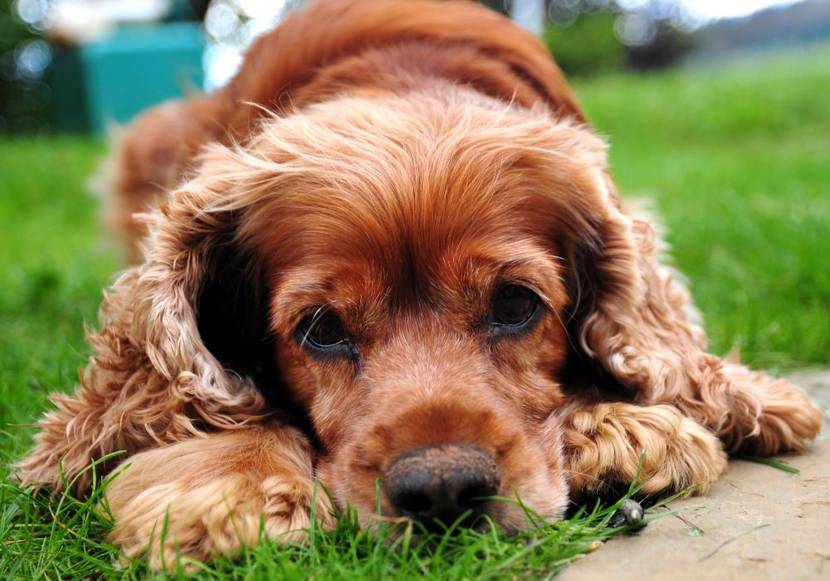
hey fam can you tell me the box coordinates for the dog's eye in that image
[490,285,540,331]
[296,310,352,355]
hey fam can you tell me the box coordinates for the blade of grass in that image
[740,456,800,474]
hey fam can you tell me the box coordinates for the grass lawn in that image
[1,45,829,578]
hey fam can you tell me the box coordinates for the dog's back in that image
[103,0,583,260]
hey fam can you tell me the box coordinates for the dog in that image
[18,0,822,568]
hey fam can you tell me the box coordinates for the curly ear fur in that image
[17,147,273,494]
[565,178,823,455]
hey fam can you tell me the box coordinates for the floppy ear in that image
[17,145,282,493]
[559,159,821,455]
[560,174,705,399]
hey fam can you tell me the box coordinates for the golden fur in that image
[18,0,822,567]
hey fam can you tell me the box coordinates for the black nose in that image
[384,445,500,530]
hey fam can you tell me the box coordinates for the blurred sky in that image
[678,0,801,19]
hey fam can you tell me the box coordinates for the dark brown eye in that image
[490,285,540,331]
[296,309,352,356]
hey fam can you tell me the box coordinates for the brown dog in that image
[18,0,822,567]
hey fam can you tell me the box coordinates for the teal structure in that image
[49,22,204,134]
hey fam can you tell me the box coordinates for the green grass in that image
[1,46,829,577]
[1,461,647,579]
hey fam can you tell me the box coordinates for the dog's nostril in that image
[384,445,500,530]
[396,491,433,514]
[457,482,491,510]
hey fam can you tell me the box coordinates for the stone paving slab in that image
[789,370,830,414]
[561,373,830,581]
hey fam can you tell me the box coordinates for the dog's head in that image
[132,87,672,530]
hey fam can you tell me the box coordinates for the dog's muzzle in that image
[383,445,500,530]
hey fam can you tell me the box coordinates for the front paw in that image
[107,470,332,570]
[564,402,728,498]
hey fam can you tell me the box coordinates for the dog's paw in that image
[108,470,332,571]
[104,428,331,570]
[563,402,728,498]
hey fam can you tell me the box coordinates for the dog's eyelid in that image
[494,278,551,310]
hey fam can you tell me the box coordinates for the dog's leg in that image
[559,401,727,500]
[106,426,332,570]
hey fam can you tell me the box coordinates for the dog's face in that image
[265,169,573,530]
[196,88,615,530]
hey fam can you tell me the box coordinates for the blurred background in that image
[2,0,829,133]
